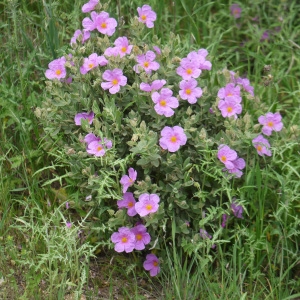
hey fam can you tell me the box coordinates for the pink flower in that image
[176,58,201,80]
[187,50,212,70]
[260,30,270,42]
[80,53,108,75]
[218,98,242,119]
[258,112,283,136]
[86,140,106,157]
[84,133,100,144]
[227,158,246,178]
[111,227,135,253]
[159,126,187,152]
[221,214,229,228]
[137,5,157,28]
[74,111,94,125]
[135,193,160,217]
[82,11,117,36]
[140,79,166,92]
[117,192,137,216]
[217,145,238,170]
[199,228,212,239]
[179,79,203,104]
[45,57,66,80]
[120,168,137,193]
[153,46,161,55]
[101,68,127,94]
[66,221,72,228]
[217,83,241,102]
[130,225,151,250]
[230,4,242,19]
[113,36,133,57]
[236,77,254,96]
[231,202,243,218]
[82,0,99,13]
[133,51,160,74]
[70,29,90,45]
[143,254,160,276]
[252,135,272,156]
[151,88,179,117]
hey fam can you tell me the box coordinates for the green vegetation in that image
[0,0,299,299]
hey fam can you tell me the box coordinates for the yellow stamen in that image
[97,146,103,151]
[221,155,227,162]
[112,79,118,85]
[136,234,142,241]
[55,69,62,75]
[227,93,233,96]
[227,107,233,113]
[185,89,191,95]
[88,63,94,69]
[101,23,107,29]
[121,47,127,53]
[267,121,274,127]
[170,136,177,143]
[128,201,134,208]
[141,15,147,21]
[153,261,158,267]
[256,145,262,151]
[143,61,149,68]
[121,237,128,243]
[146,204,152,211]
[160,100,166,107]
[186,68,192,75]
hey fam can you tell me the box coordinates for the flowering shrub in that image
[36,1,284,276]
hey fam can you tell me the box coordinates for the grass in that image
[0,0,300,299]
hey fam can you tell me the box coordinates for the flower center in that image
[97,146,103,152]
[146,204,153,211]
[101,23,107,29]
[55,69,62,75]
[121,47,127,53]
[88,63,94,69]
[185,89,191,95]
[227,107,233,113]
[227,92,233,96]
[186,68,192,75]
[234,9,239,15]
[170,136,177,143]
[136,234,142,241]
[143,61,149,68]
[128,201,134,208]
[153,261,158,267]
[112,79,119,85]
[256,145,262,151]
[121,237,128,243]
[221,155,227,162]
[141,15,147,21]
[160,100,166,107]
[267,121,274,127]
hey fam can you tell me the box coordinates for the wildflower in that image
[131,224,151,250]
[70,29,90,45]
[143,254,160,276]
[152,88,179,117]
[84,133,101,144]
[199,229,216,249]
[221,214,229,228]
[217,83,241,102]
[82,0,99,13]
[187,50,212,70]
[153,46,161,55]
[260,30,270,42]
[66,221,72,228]
[218,97,242,119]
[176,58,201,80]
[66,202,69,209]
[45,57,66,80]
[111,227,135,253]
[104,47,119,57]
[230,3,242,19]
[117,192,137,216]
[137,5,157,28]
[236,77,254,96]
[227,157,246,178]
[82,11,117,36]
[74,111,94,125]
[231,202,243,218]
[179,78,203,104]
[101,68,127,94]
[140,79,166,92]
[80,53,108,75]
[133,51,160,74]
[135,193,160,217]
[252,135,272,156]
[120,168,137,193]
[86,140,106,157]
[258,112,283,136]
[113,36,133,57]
[217,145,238,169]
[159,126,187,152]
